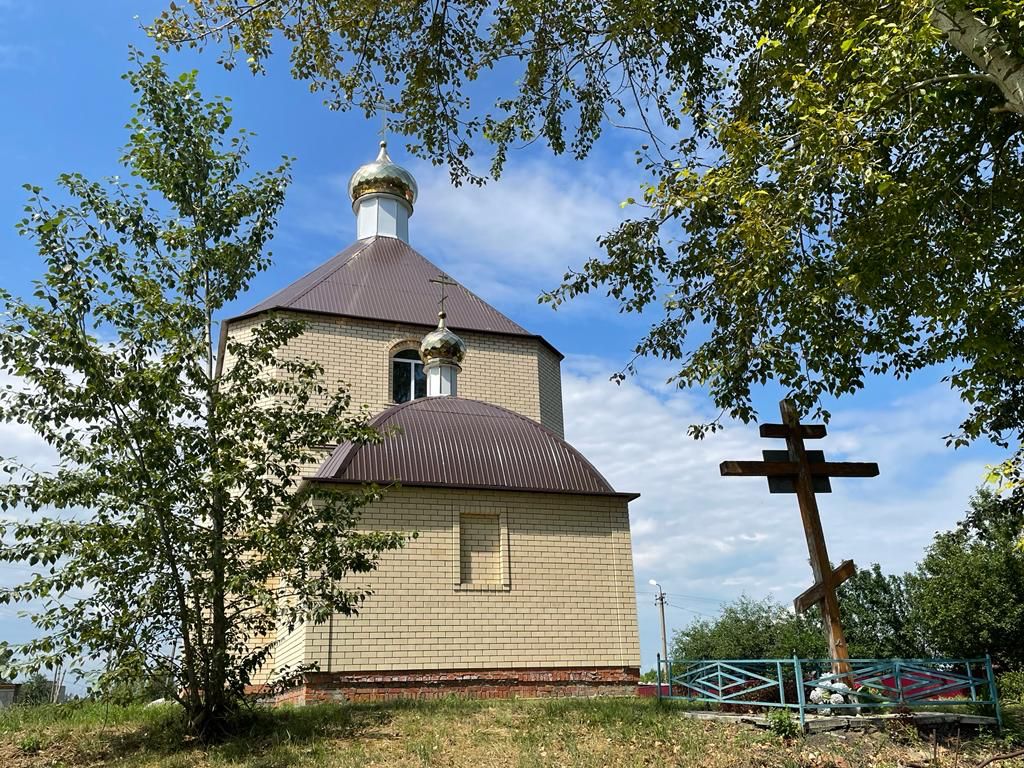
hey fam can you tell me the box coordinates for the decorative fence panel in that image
[656,655,1002,730]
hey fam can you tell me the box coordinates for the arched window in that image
[392,349,426,403]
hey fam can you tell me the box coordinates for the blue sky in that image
[0,2,1009,681]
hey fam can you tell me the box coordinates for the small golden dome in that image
[420,313,467,365]
[348,141,418,208]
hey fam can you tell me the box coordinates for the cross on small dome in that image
[419,274,466,397]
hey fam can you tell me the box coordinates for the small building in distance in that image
[224,142,641,703]
[0,682,16,709]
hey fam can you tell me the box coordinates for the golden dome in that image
[420,312,467,365]
[348,141,418,208]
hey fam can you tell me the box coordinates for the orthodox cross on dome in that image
[421,273,466,397]
[429,273,457,319]
[373,98,390,143]
[720,399,879,676]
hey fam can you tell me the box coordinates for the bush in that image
[766,709,802,739]
[671,596,825,660]
[16,732,43,755]
[998,670,1024,704]
[13,673,54,705]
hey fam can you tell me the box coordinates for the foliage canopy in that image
[671,596,825,660]
[152,0,1024,466]
[669,574,924,662]
[908,488,1024,668]
[837,563,925,659]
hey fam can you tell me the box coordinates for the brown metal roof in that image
[232,237,559,355]
[312,397,635,499]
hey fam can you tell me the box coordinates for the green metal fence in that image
[656,655,1002,730]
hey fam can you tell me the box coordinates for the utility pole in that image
[649,579,668,671]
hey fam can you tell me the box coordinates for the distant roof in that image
[230,236,560,356]
[312,397,636,499]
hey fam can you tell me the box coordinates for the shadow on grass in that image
[1,700,401,765]
[4,695,513,765]
[4,696,707,765]
[112,701,402,761]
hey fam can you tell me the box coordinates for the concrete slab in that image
[668,709,998,734]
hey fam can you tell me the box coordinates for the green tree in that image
[838,564,926,658]
[0,53,407,739]
[671,596,826,660]
[908,489,1024,669]
[151,0,1024,467]
[670,573,927,662]
[14,673,53,706]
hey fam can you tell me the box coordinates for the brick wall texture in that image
[227,312,565,436]
[225,309,642,699]
[269,666,640,704]
[459,513,501,586]
[268,487,640,678]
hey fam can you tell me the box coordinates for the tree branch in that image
[931,2,1024,115]
[975,748,1024,768]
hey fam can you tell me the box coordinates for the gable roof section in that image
[230,237,559,356]
[312,396,637,499]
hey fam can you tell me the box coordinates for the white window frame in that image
[391,349,425,403]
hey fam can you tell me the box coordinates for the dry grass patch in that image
[0,698,1020,768]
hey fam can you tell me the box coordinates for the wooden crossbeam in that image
[719,460,879,478]
[793,560,857,614]
[759,423,828,440]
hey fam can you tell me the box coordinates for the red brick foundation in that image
[263,666,640,706]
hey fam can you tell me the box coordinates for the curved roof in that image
[312,397,635,499]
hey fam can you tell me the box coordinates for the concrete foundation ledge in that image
[670,710,1000,734]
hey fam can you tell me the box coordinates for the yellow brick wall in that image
[222,311,592,682]
[270,616,307,682]
[459,513,502,586]
[537,345,565,437]
[303,487,640,671]
[224,312,564,436]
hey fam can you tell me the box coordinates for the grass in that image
[0,698,1021,768]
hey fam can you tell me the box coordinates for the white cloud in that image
[284,156,642,310]
[0,373,58,472]
[560,360,1004,669]
[411,160,631,302]
[0,418,56,471]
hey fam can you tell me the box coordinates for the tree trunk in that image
[932,2,1024,115]
[203,271,233,742]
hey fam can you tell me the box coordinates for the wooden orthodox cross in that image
[720,399,879,673]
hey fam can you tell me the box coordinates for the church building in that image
[224,143,641,703]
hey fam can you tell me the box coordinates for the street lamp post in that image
[649,579,668,673]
